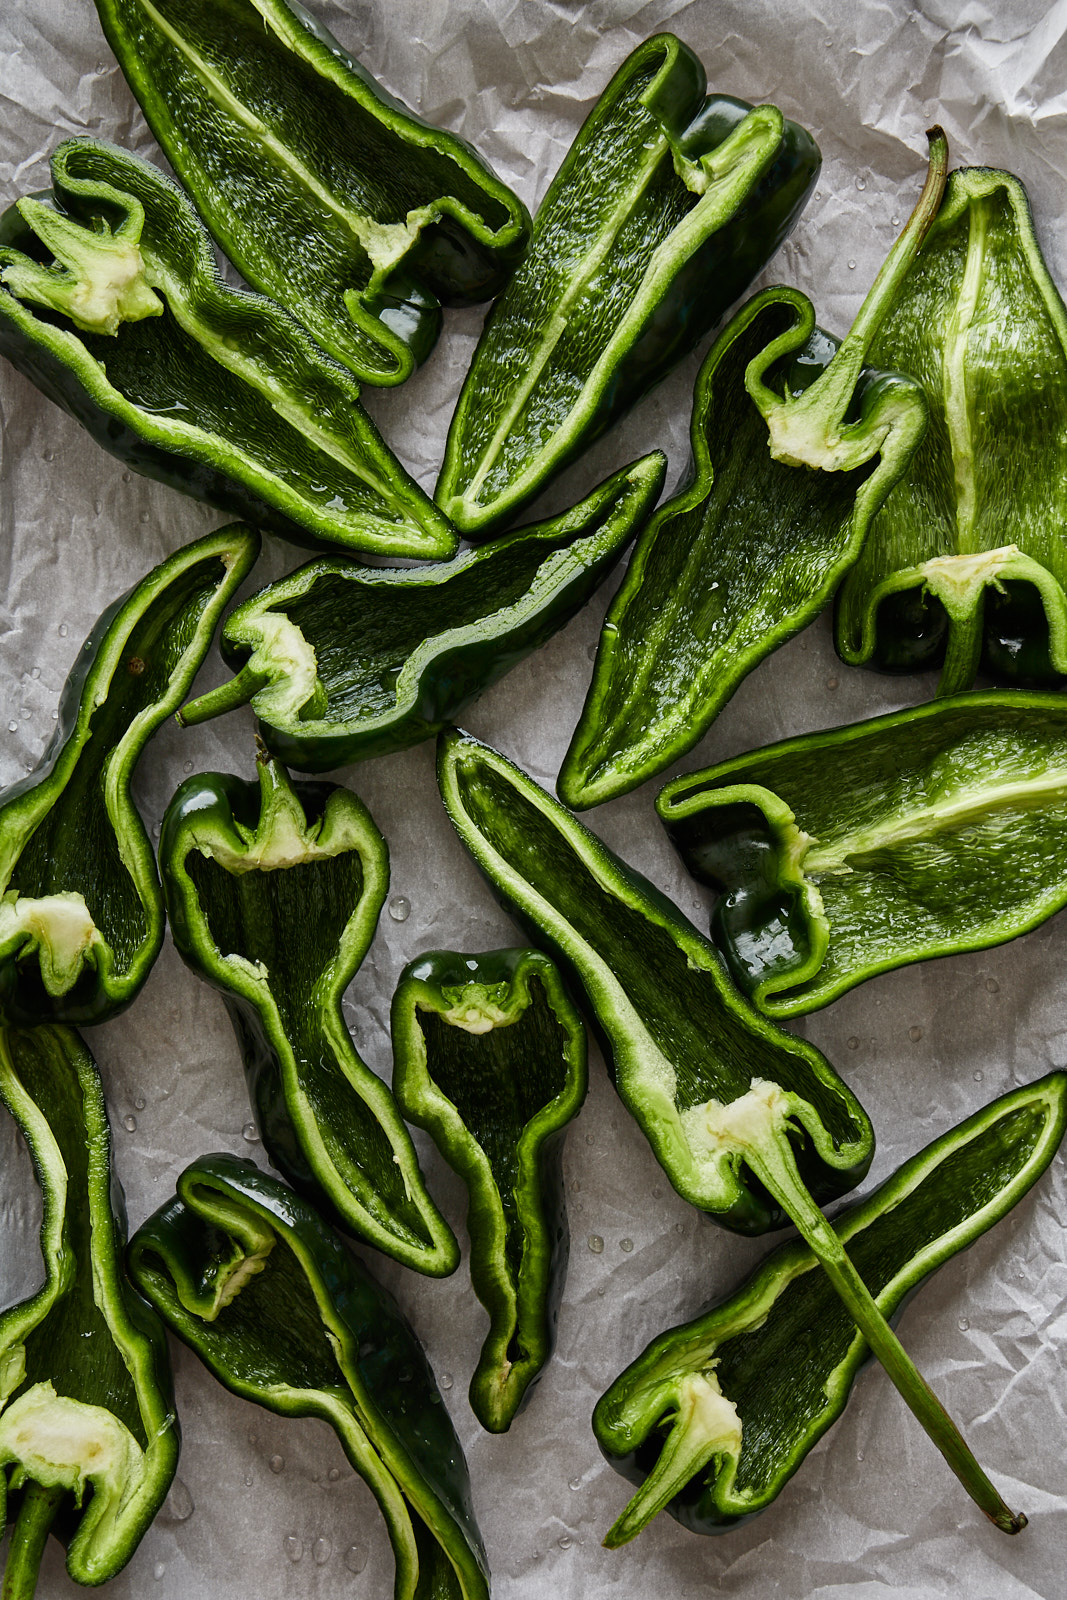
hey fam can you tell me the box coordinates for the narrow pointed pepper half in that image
[835,164,1067,693]
[127,1155,489,1600]
[392,948,587,1432]
[438,729,1026,1532]
[0,1024,179,1597]
[595,1072,1066,1542]
[0,522,258,1026]
[0,140,456,558]
[658,692,1067,1017]
[178,454,665,771]
[558,132,946,809]
[159,751,457,1276]
[92,0,530,386]
[436,34,820,538]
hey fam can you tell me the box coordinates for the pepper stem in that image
[177,664,267,727]
[2,1481,65,1600]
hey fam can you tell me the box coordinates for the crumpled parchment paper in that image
[1,2,1065,1596]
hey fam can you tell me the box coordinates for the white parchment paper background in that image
[1,1,1065,1595]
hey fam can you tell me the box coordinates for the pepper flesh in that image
[0,1024,179,1596]
[127,1155,489,1600]
[91,0,530,386]
[0,523,258,1025]
[392,948,588,1432]
[0,140,456,558]
[595,1073,1066,1540]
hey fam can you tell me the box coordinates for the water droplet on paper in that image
[313,1538,331,1566]
[826,676,838,690]
[587,1234,604,1255]
[597,1285,605,1297]
[674,1222,685,1235]
[856,176,866,190]
[559,1535,573,1550]
[269,1454,284,1474]
[958,1316,970,1332]
[584,1133,594,1146]
[388,895,410,922]
[439,1372,453,1391]
[163,1478,194,1522]
[856,1450,864,1462]
[973,1070,984,1083]
[328,1467,340,1482]
[569,1477,581,1492]
[122,1114,137,1133]
[154,1562,165,1580]
[847,1036,860,1050]
[30,666,40,679]
[570,1178,580,1193]
[284,1535,303,1563]
[183,760,193,773]
[51,709,59,721]
[244,1472,253,1486]
[908,1025,922,1042]
[847,259,857,270]
[891,216,901,228]
[248,1428,258,1444]
[7,722,16,734]
[619,1238,633,1253]
[985,977,999,994]
[586,640,598,661]
[344,1545,368,1574]
[242,1122,259,1143]
[134,1095,146,1111]
[43,449,55,462]
[122,470,132,483]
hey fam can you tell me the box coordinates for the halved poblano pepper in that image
[658,692,1067,1017]
[0,140,456,559]
[558,133,946,810]
[595,1072,1067,1542]
[127,1155,489,1600]
[438,729,1026,1531]
[92,0,530,387]
[0,523,258,1026]
[436,34,820,538]
[178,454,665,771]
[159,751,457,1276]
[835,164,1067,692]
[392,948,587,1432]
[0,1023,179,1597]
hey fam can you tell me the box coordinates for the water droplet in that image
[122,1114,137,1133]
[569,1477,581,1492]
[847,1036,860,1050]
[388,895,410,922]
[248,1428,258,1444]
[30,667,40,679]
[122,470,132,483]
[619,1238,633,1253]
[93,499,102,515]
[134,1095,146,1111]
[856,176,867,190]
[586,640,598,661]
[814,190,822,200]
[43,449,55,462]
[163,1478,194,1522]
[674,1222,685,1235]
[958,1316,970,1332]
[826,676,838,690]
[328,1467,340,1482]
[244,1472,253,1486]
[570,1178,580,1193]
[908,1025,922,1042]
[985,977,999,994]
[51,710,59,720]
[891,216,901,227]
[344,1545,368,1574]
[284,1534,303,1563]
[439,1372,453,1391]
[597,1285,605,1297]
[242,1122,259,1143]
[856,1451,864,1462]
[587,1234,604,1254]
[7,722,16,734]
[559,1535,573,1550]
[269,1454,284,1474]
[154,1562,165,1580]
[183,760,193,773]
[847,259,857,270]
[584,1133,594,1146]
[313,1537,331,1566]
[140,511,151,524]
[973,1070,984,1083]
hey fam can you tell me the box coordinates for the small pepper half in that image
[0,522,258,1026]
[0,1023,179,1597]
[392,948,588,1432]
[595,1072,1066,1541]
[658,691,1067,1017]
[159,751,457,1276]
[127,1154,490,1600]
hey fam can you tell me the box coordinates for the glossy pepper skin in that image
[436,33,820,539]
[0,1024,179,1597]
[392,948,588,1432]
[0,523,258,1026]
[127,1155,489,1600]
[92,0,530,387]
[159,752,458,1277]
[658,692,1067,1018]
[594,1073,1067,1543]
[178,453,665,771]
[835,165,1067,692]
[0,140,456,559]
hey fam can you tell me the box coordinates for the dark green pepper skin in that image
[437,730,873,1235]
[594,1073,1067,1541]
[92,0,530,386]
[657,692,1067,1018]
[177,453,665,771]
[0,1024,179,1594]
[159,755,458,1277]
[0,141,456,559]
[392,948,588,1432]
[0,523,258,1026]
[437,34,820,538]
[127,1154,489,1600]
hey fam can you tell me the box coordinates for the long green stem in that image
[2,1481,65,1600]
[177,663,266,726]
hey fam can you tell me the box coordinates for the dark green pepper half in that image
[658,692,1067,1017]
[595,1072,1066,1541]
[392,948,587,1432]
[0,140,456,559]
[0,1023,179,1597]
[127,1154,489,1600]
[436,34,820,538]
[159,752,457,1276]
[437,729,1026,1532]
[178,454,665,771]
[92,0,530,386]
[0,522,258,1026]
[835,164,1067,692]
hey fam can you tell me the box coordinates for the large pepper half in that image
[0,1023,179,1597]
[437,729,1026,1531]
[92,0,530,386]
[595,1072,1066,1542]
[436,34,820,538]
[392,947,588,1432]
[0,140,456,559]
[159,751,457,1276]
[0,523,258,1026]
[178,454,665,771]
[658,691,1067,1017]
[127,1154,490,1600]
